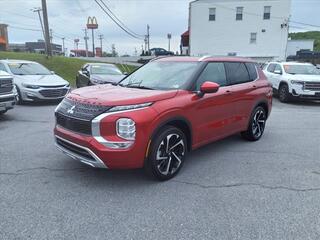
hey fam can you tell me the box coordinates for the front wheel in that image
[145,126,187,181]
[15,85,23,105]
[278,84,291,103]
[241,106,267,141]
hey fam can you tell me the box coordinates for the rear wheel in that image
[241,106,267,141]
[278,84,290,103]
[145,126,187,181]
[0,110,7,115]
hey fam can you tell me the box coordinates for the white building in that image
[286,39,314,56]
[189,0,291,62]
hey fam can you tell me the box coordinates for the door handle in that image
[225,90,232,95]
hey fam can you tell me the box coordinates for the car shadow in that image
[56,134,243,188]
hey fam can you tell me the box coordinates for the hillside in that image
[289,31,320,51]
[0,51,136,86]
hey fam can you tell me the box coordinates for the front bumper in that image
[20,86,70,102]
[54,106,158,169]
[0,93,16,112]
[290,85,320,100]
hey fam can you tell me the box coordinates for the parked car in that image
[150,48,174,57]
[0,70,16,115]
[54,56,272,180]
[0,60,70,104]
[76,63,126,88]
[263,62,320,102]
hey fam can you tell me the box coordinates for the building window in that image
[264,6,271,20]
[209,8,216,21]
[250,33,257,44]
[236,7,243,20]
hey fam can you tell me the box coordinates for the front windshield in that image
[91,65,123,75]
[119,61,200,90]
[8,63,52,75]
[284,64,320,75]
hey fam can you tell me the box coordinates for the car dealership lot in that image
[1,100,320,240]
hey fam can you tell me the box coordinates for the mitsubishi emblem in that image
[67,105,76,114]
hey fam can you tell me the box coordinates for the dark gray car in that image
[76,63,126,88]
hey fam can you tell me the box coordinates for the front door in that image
[191,62,236,146]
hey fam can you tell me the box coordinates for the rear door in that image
[191,62,236,144]
[264,63,277,88]
[225,62,257,131]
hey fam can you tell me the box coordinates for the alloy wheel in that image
[156,133,185,176]
[252,109,266,139]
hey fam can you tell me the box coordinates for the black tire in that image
[15,85,23,105]
[278,84,290,103]
[76,78,80,88]
[145,126,188,181]
[0,110,7,115]
[241,106,267,141]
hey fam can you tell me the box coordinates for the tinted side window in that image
[225,62,250,85]
[245,63,258,80]
[274,64,282,73]
[0,63,7,72]
[196,62,227,90]
[267,64,276,73]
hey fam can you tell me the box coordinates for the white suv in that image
[263,62,320,102]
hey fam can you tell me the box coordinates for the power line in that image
[98,0,144,38]
[94,0,143,40]
[289,20,320,29]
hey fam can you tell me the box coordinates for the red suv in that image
[54,57,272,180]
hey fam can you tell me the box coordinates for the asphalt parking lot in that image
[1,99,320,240]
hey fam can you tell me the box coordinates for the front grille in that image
[39,88,68,98]
[56,138,96,162]
[39,85,67,88]
[0,78,13,94]
[56,98,111,121]
[56,112,92,135]
[55,98,111,135]
[304,82,320,91]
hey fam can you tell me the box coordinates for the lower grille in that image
[304,82,320,91]
[56,113,91,135]
[39,88,68,98]
[56,138,96,162]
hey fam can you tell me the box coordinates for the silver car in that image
[0,60,70,104]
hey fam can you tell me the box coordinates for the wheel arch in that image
[150,116,193,152]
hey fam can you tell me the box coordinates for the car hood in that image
[289,74,320,82]
[91,74,126,84]
[68,84,178,106]
[13,74,68,86]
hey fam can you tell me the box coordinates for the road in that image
[1,99,320,240]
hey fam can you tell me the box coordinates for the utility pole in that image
[167,33,172,51]
[32,8,45,40]
[49,28,53,44]
[62,37,65,56]
[41,0,52,57]
[147,24,150,54]
[98,34,103,56]
[84,29,89,57]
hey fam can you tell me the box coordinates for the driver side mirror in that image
[123,72,128,75]
[198,81,220,97]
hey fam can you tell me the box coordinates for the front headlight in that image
[116,118,136,140]
[291,80,304,85]
[22,83,40,89]
[109,102,153,113]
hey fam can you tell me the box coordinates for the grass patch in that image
[0,51,137,86]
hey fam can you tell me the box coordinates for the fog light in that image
[116,118,136,140]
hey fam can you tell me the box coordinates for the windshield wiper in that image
[127,85,154,90]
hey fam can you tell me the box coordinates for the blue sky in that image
[0,0,319,55]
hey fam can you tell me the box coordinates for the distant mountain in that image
[289,31,320,51]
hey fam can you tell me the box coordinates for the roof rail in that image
[198,55,213,61]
